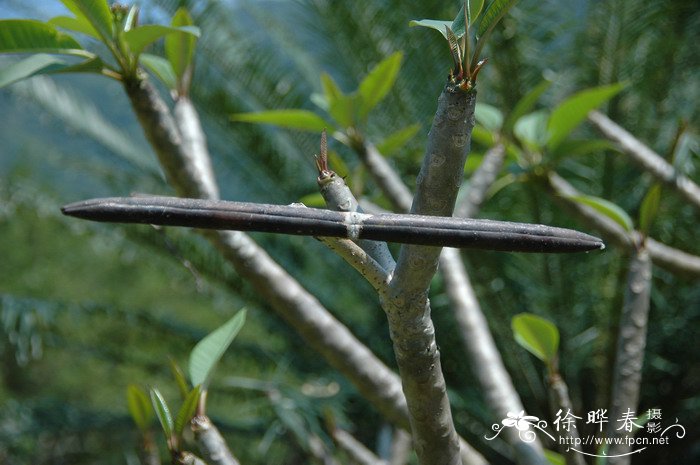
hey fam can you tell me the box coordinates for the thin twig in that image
[545,172,700,277]
[588,110,700,211]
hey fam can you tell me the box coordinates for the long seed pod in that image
[62,196,605,253]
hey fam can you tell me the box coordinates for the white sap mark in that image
[344,211,372,241]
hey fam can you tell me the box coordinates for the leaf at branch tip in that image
[376,123,421,157]
[639,184,662,236]
[127,384,153,432]
[320,72,344,103]
[566,194,634,233]
[512,313,559,364]
[60,0,114,42]
[514,110,549,150]
[503,78,552,135]
[0,20,85,55]
[547,82,626,151]
[477,0,519,39]
[49,15,100,39]
[357,51,403,121]
[408,19,453,40]
[0,54,105,89]
[189,309,246,389]
[175,385,201,436]
[166,8,197,92]
[452,0,485,37]
[123,25,200,58]
[150,387,174,439]
[231,110,330,132]
[169,357,191,400]
[139,53,177,90]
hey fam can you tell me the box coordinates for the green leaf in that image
[169,357,191,400]
[48,15,100,39]
[471,124,496,147]
[329,92,359,128]
[376,123,421,156]
[174,385,201,436]
[126,384,153,432]
[503,78,552,135]
[298,192,326,208]
[165,8,197,93]
[514,110,549,150]
[231,110,330,132]
[0,20,87,55]
[60,0,113,43]
[475,103,503,131]
[477,0,519,38]
[512,313,559,364]
[566,194,634,233]
[408,19,453,40]
[189,309,246,388]
[357,51,403,121]
[639,184,662,235]
[123,24,200,58]
[139,53,177,90]
[0,54,104,89]
[320,72,344,103]
[451,1,485,37]
[550,138,618,160]
[547,82,626,151]
[150,387,174,439]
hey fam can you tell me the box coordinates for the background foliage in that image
[0,0,698,463]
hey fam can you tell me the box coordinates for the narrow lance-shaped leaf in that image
[408,19,453,39]
[189,309,246,388]
[0,20,87,56]
[547,82,626,151]
[639,184,662,236]
[566,194,634,233]
[60,0,114,43]
[477,0,519,38]
[231,110,330,132]
[512,313,560,365]
[165,7,197,93]
[127,384,153,432]
[376,123,421,157]
[357,51,403,121]
[150,387,174,439]
[0,54,65,89]
[174,385,201,436]
[169,357,191,400]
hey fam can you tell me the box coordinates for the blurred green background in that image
[0,0,698,464]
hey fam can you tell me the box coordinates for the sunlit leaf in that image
[231,110,330,132]
[547,82,626,151]
[0,20,87,55]
[512,313,559,364]
[123,24,200,58]
[139,53,177,90]
[320,72,343,103]
[189,309,246,388]
[60,0,113,42]
[503,78,552,135]
[376,123,421,156]
[328,93,359,128]
[566,194,634,233]
[0,54,66,88]
[49,15,100,39]
[174,385,201,436]
[639,184,662,235]
[357,51,403,121]
[544,449,566,465]
[165,8,197,93]
[150,387,174,438]
[126,384,153,432]
[298,192,326,208]
[408,19,453,40]
[471,124,496,146]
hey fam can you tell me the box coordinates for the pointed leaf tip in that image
[189,309,246,389]
[512,313,559,364]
